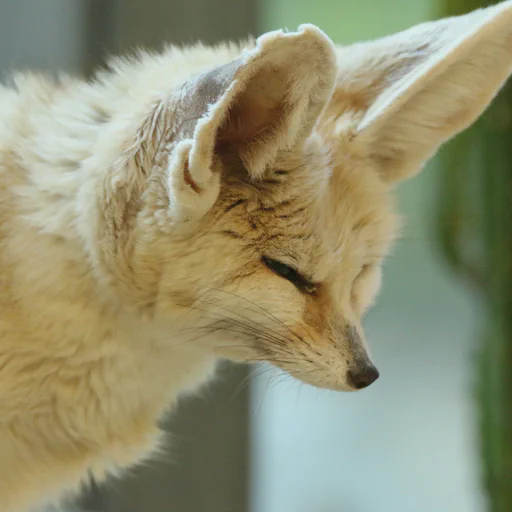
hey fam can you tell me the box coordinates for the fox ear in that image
[323,0,512,184]
[162,25,336,217]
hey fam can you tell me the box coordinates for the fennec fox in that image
[1,1,512,510]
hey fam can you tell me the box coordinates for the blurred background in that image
[1,1,509,512]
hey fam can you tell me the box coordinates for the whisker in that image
[191,284,314,344]
[191,296,297,347]
[186,314,293,350]
[186,301,290,345]
[230,363,277,400]
[171,303,292,349]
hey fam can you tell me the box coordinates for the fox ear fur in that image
[323,0,512,183]
[163,25,336,217]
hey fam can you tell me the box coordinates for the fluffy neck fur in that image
[0,48,249,510]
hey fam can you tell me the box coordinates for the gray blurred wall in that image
[0,1,85,75]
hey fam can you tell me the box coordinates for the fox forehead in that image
[211,134,399,287]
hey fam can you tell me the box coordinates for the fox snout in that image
[347,362,379,389]
[344,324,379,390]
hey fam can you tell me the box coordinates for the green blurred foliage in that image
[437,1,512,510]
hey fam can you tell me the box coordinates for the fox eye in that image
[262,256,316,295]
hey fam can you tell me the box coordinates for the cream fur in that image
[0,3,511,510]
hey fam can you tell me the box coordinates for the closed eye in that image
[262,256,317,295]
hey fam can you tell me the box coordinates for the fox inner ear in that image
[163,25,336,217]
[322,1,512,184]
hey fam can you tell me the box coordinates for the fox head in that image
[97,1,512,391]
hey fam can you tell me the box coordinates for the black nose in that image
[348,365,380,389]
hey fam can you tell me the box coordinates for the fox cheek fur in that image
[1,1,512,510]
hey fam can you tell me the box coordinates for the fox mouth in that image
[274,364,375,392]
[200,316,380,391]
[179,287,380,391]
[255,342,380,392]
